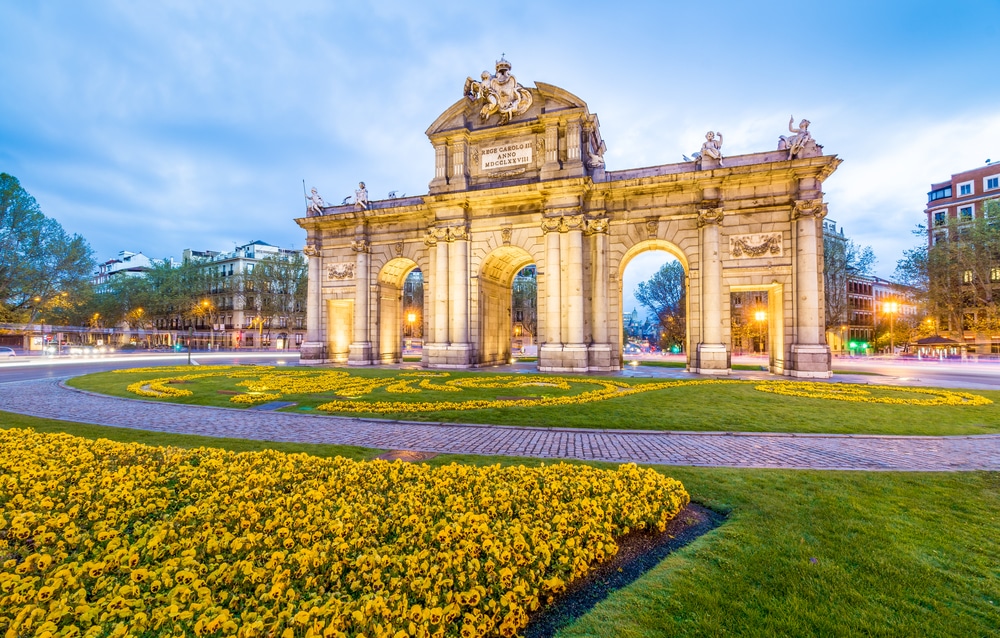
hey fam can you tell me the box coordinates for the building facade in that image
[172,240,307,350]
[926,162,1000,246]
[297,60,840,376]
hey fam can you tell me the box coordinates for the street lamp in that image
[407,312,416,337]
[202,299,214,351]
[754,310,767,355]
[884,300,899,355]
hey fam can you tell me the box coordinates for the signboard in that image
[480,141,532,171]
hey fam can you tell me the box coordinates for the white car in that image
[0,347,16,358]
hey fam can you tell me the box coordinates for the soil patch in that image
[524,503,724,637]
[374,450,440,462]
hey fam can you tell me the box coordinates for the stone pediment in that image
[426,59,606,194]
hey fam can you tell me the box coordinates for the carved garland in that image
[730,233,783,258]
[327,263,355,280]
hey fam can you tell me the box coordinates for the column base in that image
[299,341,326,364]
[787,344,832,378]
[587,344,617,371]
[425,343,473,368]
[348,342,373,366]
[691,343,730,375]
[538,344,589,373]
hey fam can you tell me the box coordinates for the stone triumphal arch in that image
[296,59,840,376]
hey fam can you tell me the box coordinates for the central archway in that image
[478,246,535,366]
[618,239,691,365]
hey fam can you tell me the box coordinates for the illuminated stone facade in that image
[295,62,840,377]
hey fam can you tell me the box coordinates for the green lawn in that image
[2,413,997,637]
[67,366,1000,436]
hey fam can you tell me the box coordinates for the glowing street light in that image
[884,300,899,354]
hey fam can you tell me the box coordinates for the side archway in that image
[377,257,421,363]
[477,246,535,366]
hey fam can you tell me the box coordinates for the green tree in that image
[634,260,686,348]
[240,253,307,342]
[895,200,1000,337]
[823,232,875,330]
[0,173,95,322]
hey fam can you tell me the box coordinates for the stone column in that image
[789,199,832,378]
[562,215,587,370]
[587,219,613,370]
[539,218,562,369]
[433,230,449,345]
[300,242,324,363]
[348,236,372,365]
[693,207,729,375]
[448,226,471,364]
[450,139,468,191]
[540,124,561,180]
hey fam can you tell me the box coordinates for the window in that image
[928,186,952,201]
[992,267,1000,283]
[987,177,999,190]
[933,230,946,245]
[295,333,303,345]
[992,341,1000,355]
[963,270,973,283]
[960,206,973,220]
[933,211,946,226]
[959,182,973,196]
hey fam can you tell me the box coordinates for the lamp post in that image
[187,325,193,365]
[884,301,899,355]
[201,300,214,351]
[754,309,767,355]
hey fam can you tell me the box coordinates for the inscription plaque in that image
[480,141,532,171]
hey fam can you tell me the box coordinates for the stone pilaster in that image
[789,199,832,378]
[447,225,471,364]
[692,206,729,375]
[586,218,613,370]
[348,236,373,365]
[299,242,324,363]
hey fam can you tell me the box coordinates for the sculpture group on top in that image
[464,57,533,125]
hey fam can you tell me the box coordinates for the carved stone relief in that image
[729,233,783,258]
[327,263,355,280]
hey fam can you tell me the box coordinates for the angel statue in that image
[354,182,369,210]
[778,116,814,159]
[691,131,724,167]
[306,187,326,216]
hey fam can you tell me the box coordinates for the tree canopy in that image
[895,199,1000,335]
[0,173,94,322]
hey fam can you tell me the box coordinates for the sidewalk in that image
[1,377,998,471]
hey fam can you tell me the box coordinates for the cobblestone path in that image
[2,378,998,471]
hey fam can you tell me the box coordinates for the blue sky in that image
[3,0,999,314]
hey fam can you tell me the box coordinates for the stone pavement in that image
[1,377,998,472]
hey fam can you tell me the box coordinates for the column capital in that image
[793,199,827,219]
[584,217,609,235]
[541,213,585,234]
[350,239,370,253]
[425,224,469,244]
[303,244,320,258]
[697,207,724,227]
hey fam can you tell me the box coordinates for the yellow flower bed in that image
[754,381,993,406]
[0,429,688,638]
[113,367,994,413]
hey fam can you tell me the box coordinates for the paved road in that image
[2,376,997,472]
